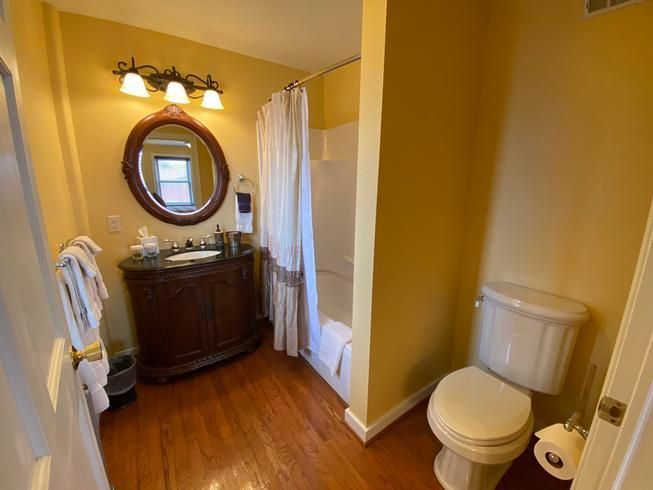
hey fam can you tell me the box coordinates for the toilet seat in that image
[432,366,531,445]
[427,366,533,466]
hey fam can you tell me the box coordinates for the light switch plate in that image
[107,215,122,232]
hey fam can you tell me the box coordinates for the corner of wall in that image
[42,2,90,235]
[348,0,388,428]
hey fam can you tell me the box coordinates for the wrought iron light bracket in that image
[112,57,223,98]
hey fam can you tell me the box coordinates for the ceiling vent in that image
[586,0,644,15]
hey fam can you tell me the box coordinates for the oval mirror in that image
[122,105,229,225]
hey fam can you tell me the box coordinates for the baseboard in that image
[344,408,368,442]
[113,346,139,357]
[344,372,448,445]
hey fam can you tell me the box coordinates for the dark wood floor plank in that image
[101,321,570,490]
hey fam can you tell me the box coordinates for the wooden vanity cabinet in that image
[119,247,258,382]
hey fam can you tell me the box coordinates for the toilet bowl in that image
[427,366,533,490]
[427,282,589,490]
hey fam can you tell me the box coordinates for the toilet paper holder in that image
[563,364,597,440]
[564,413,589,439]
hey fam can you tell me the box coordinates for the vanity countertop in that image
[118,244,255,273]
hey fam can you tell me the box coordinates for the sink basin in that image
[165,250,221,262]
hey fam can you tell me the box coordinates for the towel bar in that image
[233,174,256,195]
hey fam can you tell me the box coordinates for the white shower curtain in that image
[257,88,319,356]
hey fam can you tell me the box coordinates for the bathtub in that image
[300,270,353,404]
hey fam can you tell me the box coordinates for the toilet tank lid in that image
[481,282,589,325]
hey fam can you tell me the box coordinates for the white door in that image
[573,199,653,490]
[0,4,109,490]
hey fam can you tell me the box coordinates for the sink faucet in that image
[185,237,194,249]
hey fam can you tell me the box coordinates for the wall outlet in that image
[107,215,122,232]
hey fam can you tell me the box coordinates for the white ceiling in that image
[47,0,362,71]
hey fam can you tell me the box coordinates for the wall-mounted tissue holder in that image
[563,364,597,440]
[534,364,597,480]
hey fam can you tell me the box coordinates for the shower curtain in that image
[257,88,319,356]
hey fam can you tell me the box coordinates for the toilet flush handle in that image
[474,295,484,308]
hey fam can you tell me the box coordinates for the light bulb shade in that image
[201,89,224,110]
[164,81,190,104]
[120,72,149,97]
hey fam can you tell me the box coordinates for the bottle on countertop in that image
[213,224,225,248]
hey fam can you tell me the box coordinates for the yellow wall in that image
[452,0,653,426]
[11,0,80,256]
[353,0,653,430]
[55,12,322,352]
[323,60,361,129]
[350,0,487,425]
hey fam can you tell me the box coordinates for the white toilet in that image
[428,281,588,490]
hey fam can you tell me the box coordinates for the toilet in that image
[428,281,588,490]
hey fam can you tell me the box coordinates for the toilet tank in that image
[479,282,589,395]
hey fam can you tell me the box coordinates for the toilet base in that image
[434,446,512,490]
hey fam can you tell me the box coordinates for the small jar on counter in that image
[130,244,145,262]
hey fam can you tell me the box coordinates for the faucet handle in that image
[163,239,179,251]
[200,235,211,249]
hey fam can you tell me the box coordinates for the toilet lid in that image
[431,366,531,445]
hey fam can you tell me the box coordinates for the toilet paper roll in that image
[534,423,585,480]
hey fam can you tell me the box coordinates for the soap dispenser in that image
[213,224,225,248]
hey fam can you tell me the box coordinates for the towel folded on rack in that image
[235,192,253,233]
[77,323,110,413]
[318,316,352,376]
[236,192,252,213]
[58,246,102,330]
[56,267,110,413]
[71,236,109,300]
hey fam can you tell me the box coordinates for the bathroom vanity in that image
[118,245,258,383]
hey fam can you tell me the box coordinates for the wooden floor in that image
[101,322,570,490]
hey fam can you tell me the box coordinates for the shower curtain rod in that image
[282,54,361,92]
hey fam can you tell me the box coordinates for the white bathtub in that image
[300,271,352,404]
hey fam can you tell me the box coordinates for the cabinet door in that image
[155,276,211,365]
[203,266,254,352]
[127,284,166,366]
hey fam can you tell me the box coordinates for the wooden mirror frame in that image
[121,104,229,226]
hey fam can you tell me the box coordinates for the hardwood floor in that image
[101,322,570,490]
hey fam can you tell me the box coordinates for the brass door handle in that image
[70,341,103,370]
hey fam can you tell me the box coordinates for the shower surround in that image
[301,121,358,403]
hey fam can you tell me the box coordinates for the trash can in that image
[106,355,137,410]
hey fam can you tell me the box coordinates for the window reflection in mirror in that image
[138,124,217,214]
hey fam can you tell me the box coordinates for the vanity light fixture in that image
[120,72,150,98]
[164,81,190,104]
[113,57,224,109]
[201,89,224,110]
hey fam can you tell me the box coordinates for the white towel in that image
[235,194,253,233]
[71,236,109,300]
[58,248,101,330]
[318,318,352,376]
[56,269,109,413]
[78,359,109,413]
